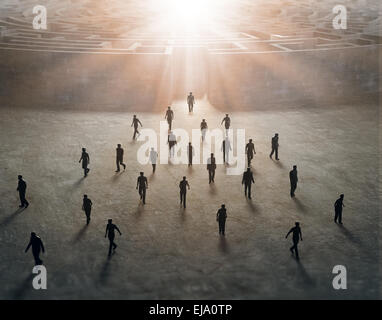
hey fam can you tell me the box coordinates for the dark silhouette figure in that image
[269,133,279,160]
[136,172,148,204]
[115,144,126,172]
[245,139,256,167]
[289,165,298,197]
[25,232,45,265]
[187,142,194,166]
[221,114,231,135]
[79,148,90,177]
[286,222,303,260]
[179,176,190,208]
[131,115,143,140]
[200,119,208,142]
[17,175,29,208]
[82,194,93,225]
[242,168,255,199]
[221,137,232,164]
[105,219,121,257]
[187,92,195,112]
[168,131,177,157]
[216,204,227,235]
[150,148,158,173]
[334,194,345,224]
[165,106,174,130]
[207,153,217,184]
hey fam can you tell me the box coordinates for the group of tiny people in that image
[19,92,346,263]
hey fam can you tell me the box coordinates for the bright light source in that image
[147,0,233,31]
[167,0,210,24]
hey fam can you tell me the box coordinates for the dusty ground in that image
[0,99,379,299]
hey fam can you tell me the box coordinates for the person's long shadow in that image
[111,171,124,182]
[99,258,111,285]
[149,172,156,182]
[293,197,308,214]
[134,205,144,220]
[218,236,229,254]
[73,177,85,188]
[12,273,34,299]
[187,166,193,174]
[0,207,24,227]
[337,224,363,247]
[274,160,284,168]
[209,183,217,195]
[71,224,88,244]
[179,207,186,222]
[246,198,260,214]
[295,259,316,287]
[168,157,175,166]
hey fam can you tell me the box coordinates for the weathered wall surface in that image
[0,45,380,111]
[207,46,381,110]
[0,51,172,111]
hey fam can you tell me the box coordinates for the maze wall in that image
[207,45,381,110]
[0,0,380,110]
[0,0,380,55]
[0,51,172,111]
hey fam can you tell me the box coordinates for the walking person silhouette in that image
[242,167,255,199]
[17,175,29,208]
[79,148,90,177]
[269,133,279,160]
[200,119,208,142]
[221,137,232,164]
[150,148,158,173]
[82,194,93,225]
[131,115,143,140]
[187,142,194,167]
[286,222,303,260]
[136,172,148,204]
[105,219,121,257]
[221,114,231,136]
[179,176,190,208]
[289,165,298,197]
[115,144,126,172]
[245,139,256,167]
[216,204,227,235]
[165,106,174,131]
[187,92,195,112]
[207,153,216,184]
[334,194,345,224]
[168,131,177,158]
[25,232,45,265]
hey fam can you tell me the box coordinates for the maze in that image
[0,0,380,55]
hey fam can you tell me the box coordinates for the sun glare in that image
[148,0,233,31]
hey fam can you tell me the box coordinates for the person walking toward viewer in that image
[179,176,190,208]
[216,204,227,235]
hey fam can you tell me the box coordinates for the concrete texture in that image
[0,99,379,299]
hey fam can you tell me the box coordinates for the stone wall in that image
[207,46,381,110]
[0,45,380,111]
